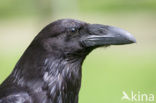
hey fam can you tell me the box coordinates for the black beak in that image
[81,24,136,47]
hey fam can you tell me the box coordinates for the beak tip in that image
[108,26,136,45]
[116,27,136,44]
[128,36,136,44]
[125,32,136,44]
[132,39,137,43]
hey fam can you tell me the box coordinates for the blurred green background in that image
[0,0,156,103]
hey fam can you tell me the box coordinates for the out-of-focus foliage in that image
[0,0,156,18]
[0,0,52,18]
[78,0,156,13]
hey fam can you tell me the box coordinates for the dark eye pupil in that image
[71,28,76,32]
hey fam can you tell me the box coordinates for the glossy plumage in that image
[0,19,136,103]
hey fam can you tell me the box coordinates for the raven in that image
[0,19,136,103]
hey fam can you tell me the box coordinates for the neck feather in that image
[10,47,85,103]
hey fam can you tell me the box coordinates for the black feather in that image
[0,19,135,103]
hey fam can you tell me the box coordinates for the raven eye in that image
[70,28,76,32]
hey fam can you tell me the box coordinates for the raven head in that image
[36,19,136,58]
